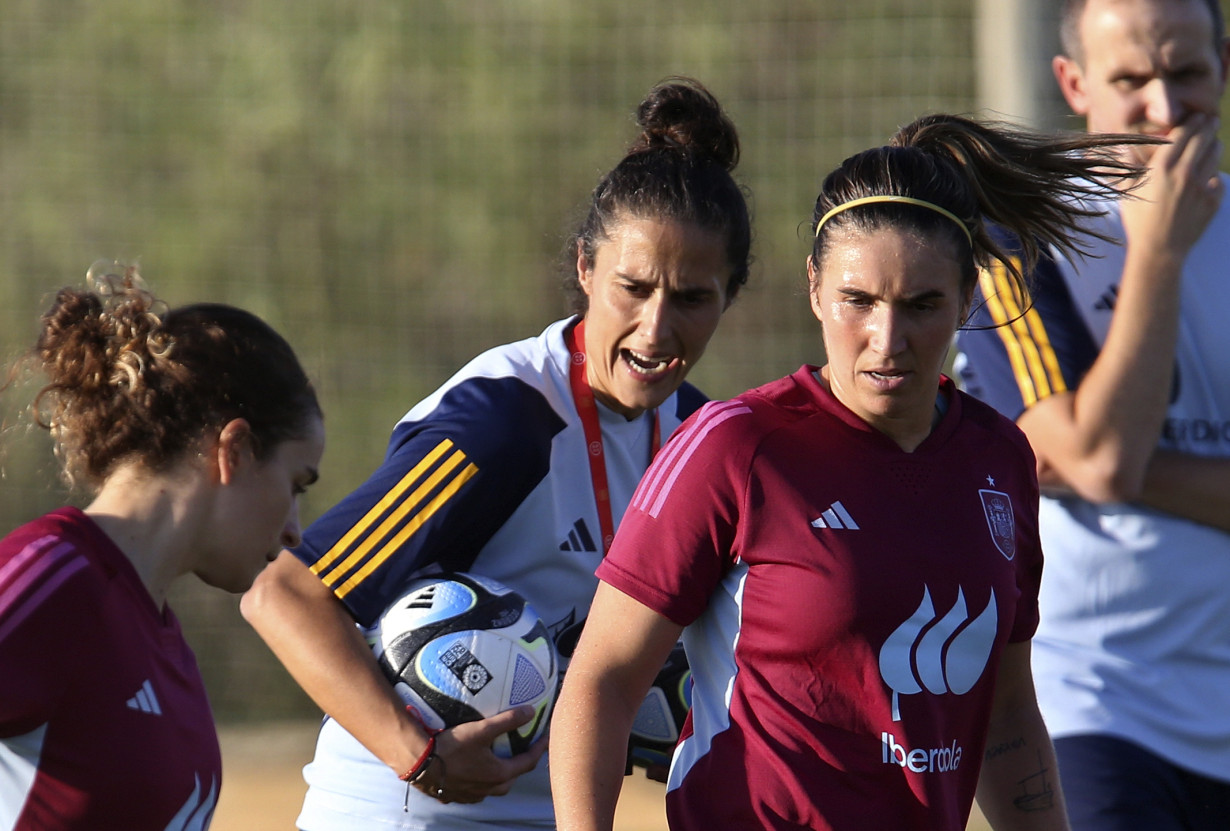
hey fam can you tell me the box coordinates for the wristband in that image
[398,706,443,783]
[398,734,436,782]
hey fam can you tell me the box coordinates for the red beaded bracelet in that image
[399,706,442,783]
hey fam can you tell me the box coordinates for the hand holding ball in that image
[370,572,559,757]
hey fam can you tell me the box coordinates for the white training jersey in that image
[292,317,706,830]
[956,182,1230,782]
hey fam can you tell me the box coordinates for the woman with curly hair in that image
[0,264,324,830]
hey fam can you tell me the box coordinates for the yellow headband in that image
[814,195,972,246]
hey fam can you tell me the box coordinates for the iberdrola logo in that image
[878,585,998,721]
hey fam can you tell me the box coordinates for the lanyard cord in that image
[564,320,661,554]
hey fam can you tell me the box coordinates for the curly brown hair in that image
[25,262,321,491]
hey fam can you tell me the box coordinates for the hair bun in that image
[629,77,740,172]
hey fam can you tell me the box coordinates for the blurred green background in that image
[1,0,1225,723]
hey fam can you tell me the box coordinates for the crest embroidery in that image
[979,489,1015,560]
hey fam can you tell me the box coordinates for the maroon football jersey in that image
[600,367,1043,830]
[0,508,222,830]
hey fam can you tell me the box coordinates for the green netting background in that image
[0,0,1222,721]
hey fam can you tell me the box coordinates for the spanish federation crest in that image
[979,489,1015,560]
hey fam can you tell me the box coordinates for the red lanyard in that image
[564,320,660,554]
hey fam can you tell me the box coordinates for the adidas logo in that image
[810,501,860,530]
[126,679,162,715]
[408,586,436,609]
[559,519,597,552]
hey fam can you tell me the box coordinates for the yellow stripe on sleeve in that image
[977,259,1067,407]
[332,461,479,599]
[994,264,1052,403]
[312,439,481,597]
[978,264,1039,405]
[318,445,476,591]
[1021,295,1068,397]
[310,438,456,578]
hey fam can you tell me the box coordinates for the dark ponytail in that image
[810,113,1156,301]
[566,77,752,312]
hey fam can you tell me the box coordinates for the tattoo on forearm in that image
[983,738,1057,812]
[1012,750,1056,813]
[984,736,1027,762]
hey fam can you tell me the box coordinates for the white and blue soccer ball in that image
[370,572,559,758]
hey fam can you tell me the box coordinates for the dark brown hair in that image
[809,113,1157,303]
[25,262,321,490]
[565,77,752,312]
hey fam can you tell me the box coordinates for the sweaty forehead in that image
[817,226,965,293]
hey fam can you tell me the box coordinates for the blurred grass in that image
[5,0,1226,724]
[0,0,983,721]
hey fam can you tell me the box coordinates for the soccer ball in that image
[628,641,692,770]
[370,572,559,758]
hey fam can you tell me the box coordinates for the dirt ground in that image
[212,720,668,830]
[212,721,990,830]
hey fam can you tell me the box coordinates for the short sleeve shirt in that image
[599,368,1043,831]
[0,508,221,830]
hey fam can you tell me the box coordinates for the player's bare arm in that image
[975,642,1071,831]
[551,582,683,831]
[1017,115,1223,505]
[1137,451,1230,532]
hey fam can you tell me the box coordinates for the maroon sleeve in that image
[597,399,756,626]
[0,529,94,735]
[1005,417,1044,644]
